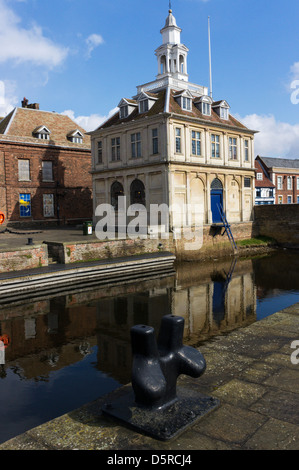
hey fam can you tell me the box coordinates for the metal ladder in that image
[217,203,237,251]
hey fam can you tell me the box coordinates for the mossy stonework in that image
[0,245,48,273]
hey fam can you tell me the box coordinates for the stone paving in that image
[0,226,98,251]
[2,302,299,450]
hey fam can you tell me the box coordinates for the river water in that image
[1,249,299,444]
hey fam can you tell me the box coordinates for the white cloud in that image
[238,113,299,158]
[0,0,68,68]
[86,34,104,59]
[290,62,299,81]
[61,107,119,132]
[0,80,18,117]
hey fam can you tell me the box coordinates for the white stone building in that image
[90,9,256,234]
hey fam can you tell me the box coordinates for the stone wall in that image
[0,244,48,273]
[254,204,299,247]
[45,222,255,264]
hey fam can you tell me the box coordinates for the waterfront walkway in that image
[0,226,99,251]
[2,302,299,450]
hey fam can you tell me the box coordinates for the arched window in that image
[211,178,223,190]
[111,181,124,210]
[179,55,185,74]
[130,179,145,206]
[160,55,166,74]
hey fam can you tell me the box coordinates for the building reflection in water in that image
[0,257,257,385]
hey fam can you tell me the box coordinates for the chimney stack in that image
[21,97,28,108]
[21,98,39,110]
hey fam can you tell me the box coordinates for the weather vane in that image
[169,0,172,12]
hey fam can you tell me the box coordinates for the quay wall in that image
[0,244,48,273]
[3,205,299,275]
[46,222,255,264]
[254,205,299,247]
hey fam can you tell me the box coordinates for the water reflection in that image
[1,251,299,444]
[0,257,257,386]
[172,257,256,347]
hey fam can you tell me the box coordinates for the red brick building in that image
[254,159,275,205]
[0,99,92,227]
[256,156,299,205]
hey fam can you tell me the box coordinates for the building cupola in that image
[161,9,181,44]
[155,8,189,82]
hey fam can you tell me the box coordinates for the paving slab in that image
[0,227,98,251]
[243,418,299,450]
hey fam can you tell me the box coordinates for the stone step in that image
[0,252,176,304]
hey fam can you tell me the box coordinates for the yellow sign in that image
[19,198,30,206]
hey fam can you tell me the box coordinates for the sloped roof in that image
[96,89,254,133]
[255,160,275,188]
[0,107,90,149]
[100,90,166,129]
[0,110,14,135]
[168,90,244,128]
[258,156,299,169]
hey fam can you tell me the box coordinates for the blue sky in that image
[1,0,299,157]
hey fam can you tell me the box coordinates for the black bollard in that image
[102,315,220,440]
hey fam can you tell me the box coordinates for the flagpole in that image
[208,16,213,99]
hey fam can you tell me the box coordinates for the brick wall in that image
[254,204,299,246]
[0,244,48,273]
[274,173,299,204]
[0,141,93,227]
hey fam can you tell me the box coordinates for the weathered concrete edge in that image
[0,252,176,304]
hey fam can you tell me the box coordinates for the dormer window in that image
[220,107,228,120]
[139,100,149,113]
[182,97,192,111]
[137,92,158,114]
[118,98,138,119]
[33,125,50,140]
[212,100,230,120]
[202,102,211,115]
[72,136,83,144]
[120,105,129,119]
[68,130,84,144]
[194,96,212,116]
[174,90,193,112]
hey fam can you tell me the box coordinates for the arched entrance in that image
[210,178,223,223]
[130,179,146,206]
[111,181,124,210]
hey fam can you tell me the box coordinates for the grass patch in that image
[236,236,276,247]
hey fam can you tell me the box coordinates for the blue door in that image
[211,190,223,223]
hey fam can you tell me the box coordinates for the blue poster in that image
[19,194,31,217]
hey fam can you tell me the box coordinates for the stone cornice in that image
[169,113,257,136]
